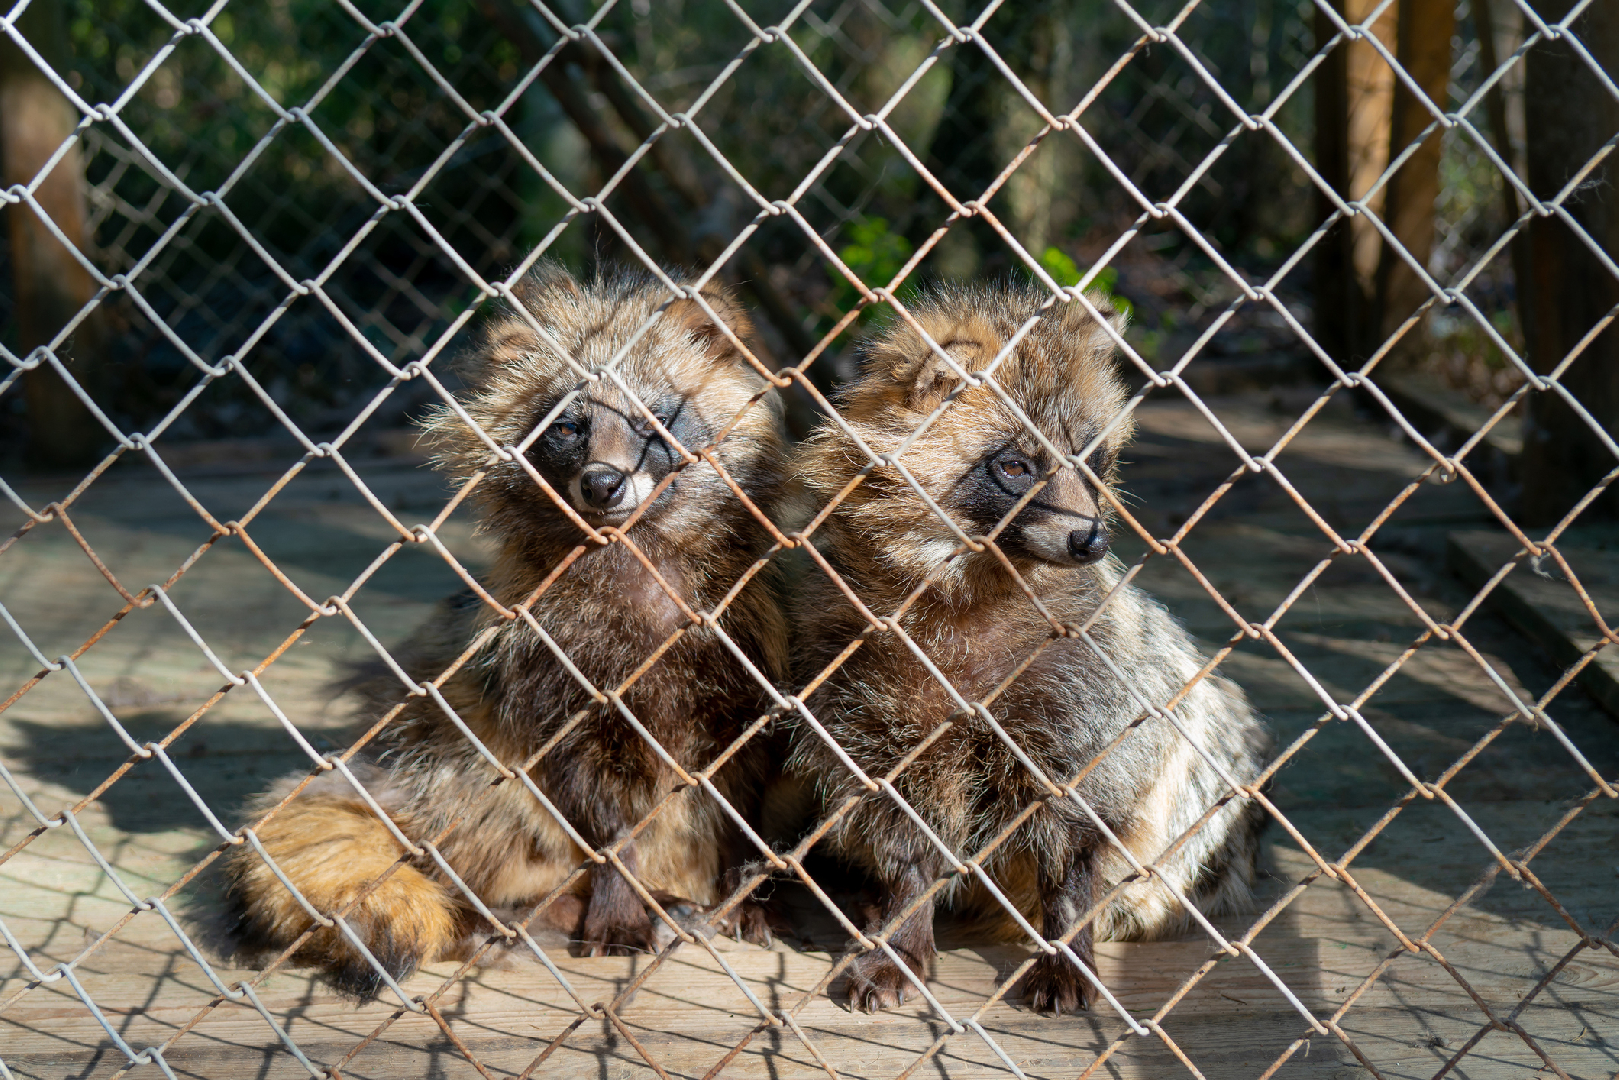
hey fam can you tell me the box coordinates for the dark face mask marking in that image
[525,393,709,518]
[955,434,1112,565]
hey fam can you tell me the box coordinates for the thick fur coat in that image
[784,281,1273,1013]
[223,263,789,996]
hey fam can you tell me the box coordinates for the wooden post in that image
[1518,0,1619,524]
[1472,0,1534,351]
[1,0,104,467]
[1347,0,1399,297]
[1314,0,1398,370]
[1373,0,1455,351]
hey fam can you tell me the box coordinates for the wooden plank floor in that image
[1449,530,1619,719]
[2,394,1616,1079]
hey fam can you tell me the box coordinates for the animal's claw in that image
[846,951,923,1012]
[1021,954,1096,1015]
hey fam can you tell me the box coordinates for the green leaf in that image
[1038,246,1082,288]
[825,217,917,339]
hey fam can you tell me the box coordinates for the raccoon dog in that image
[786,281,1272,1015]
[224,263,788,997]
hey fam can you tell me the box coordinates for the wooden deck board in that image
[3,398,1616,1078]
[1448,530,1619,719]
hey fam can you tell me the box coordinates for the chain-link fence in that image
[2,0,1617,1077]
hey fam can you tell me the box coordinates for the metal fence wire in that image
[1,0,1617,1077]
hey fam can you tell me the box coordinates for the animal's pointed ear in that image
[513,259,584,311]
[901,350,965,410]
[668,282,756,356]
[891,335,985,410]
[1080,288,1128,340]
[463,261,582,383]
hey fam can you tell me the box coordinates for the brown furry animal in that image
[224,262,789,997]
[785,280,1272,1015]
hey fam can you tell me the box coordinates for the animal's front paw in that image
[845,949,926,1012]
[715,897,779,947]
[1020,953,1096,1015]
[579,908,662,957]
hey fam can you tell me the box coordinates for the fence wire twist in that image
[1,0,1617,1078]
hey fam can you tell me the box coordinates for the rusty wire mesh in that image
[2,0,1617,1078]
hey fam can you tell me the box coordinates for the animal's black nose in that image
[1068,521,1109,564]
[580,466,628,509]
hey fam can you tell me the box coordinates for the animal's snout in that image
[1067,521,1108,564]
[580,465,629,510]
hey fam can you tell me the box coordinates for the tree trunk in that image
[1347,0,1399,296]
[1314,0,1397,369]
[1374,0,1455,350]
[1472,0,1534,351]
[1518,0,1619,525]
[0,0,104,468]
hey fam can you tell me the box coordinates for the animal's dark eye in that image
[551,419,578,437]
[639,404,677,433]
[998,458,1029,479]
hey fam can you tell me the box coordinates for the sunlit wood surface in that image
[4,397,1615,1079]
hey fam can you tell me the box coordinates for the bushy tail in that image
[223,791,459,999]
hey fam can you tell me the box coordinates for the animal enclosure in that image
[2,1,1618,1078]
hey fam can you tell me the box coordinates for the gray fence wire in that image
[2,0,1617,1078]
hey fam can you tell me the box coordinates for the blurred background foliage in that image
[0,0,1525,454]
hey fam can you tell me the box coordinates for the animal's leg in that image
[846,860,939,1012]
[712,830,781,947]
[224,794,458,1000]
[1021,845,1101,1015]
[580,843,664,956]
